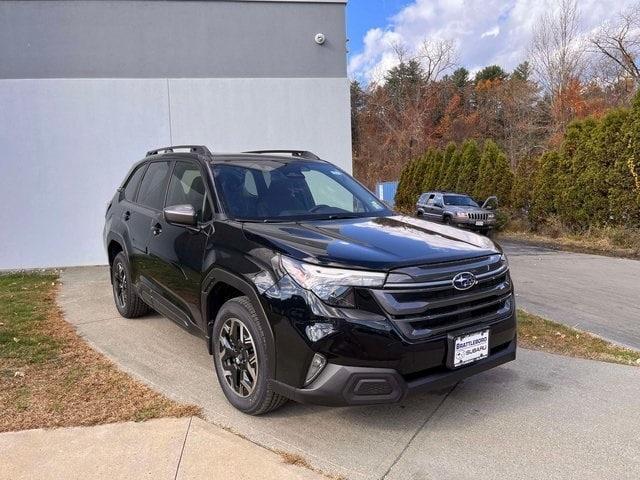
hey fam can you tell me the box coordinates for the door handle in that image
[122,211,131,221]
[152,223,162,236]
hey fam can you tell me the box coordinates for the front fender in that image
[200,268,277,368]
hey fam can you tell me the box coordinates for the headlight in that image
[280,256,386,307]
[488,213,495,219]
[455,211,469,218]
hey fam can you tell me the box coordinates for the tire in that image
[111,252,150,318]
[443,215,453,225]
[212,296,287,415]
[416,210,423,217]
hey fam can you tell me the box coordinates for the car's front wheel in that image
[212,296,287,415]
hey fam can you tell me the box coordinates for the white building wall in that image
[0,77,351,269]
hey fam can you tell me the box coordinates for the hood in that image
[242,215,499,271]
[446,205,492,214]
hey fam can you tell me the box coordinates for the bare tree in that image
[591,5,640,86]
[529,0,586,129]
[416,38,458,83]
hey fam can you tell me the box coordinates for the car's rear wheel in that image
[212,296,287,415]
[111,252,150,318]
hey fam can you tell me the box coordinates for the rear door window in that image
[136,161,171,210]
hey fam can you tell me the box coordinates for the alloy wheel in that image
[113,262,127,309]
[218,317,259,397]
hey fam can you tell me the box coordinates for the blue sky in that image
[346,0,638,84]
[346,0,411,57]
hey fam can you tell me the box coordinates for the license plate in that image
[453,329,489,367]
[475,221,484,226]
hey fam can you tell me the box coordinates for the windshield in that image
[443,195,478,207]
[212,161,391,221]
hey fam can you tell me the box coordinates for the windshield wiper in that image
[326,214,360,220]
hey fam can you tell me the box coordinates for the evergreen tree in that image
[557,119,602,228]
[623,91,640,226]
[395,159,417,210]
[428,149,445,190]
[494,149,514,207]
[530,151,561,225]
[457,140,481,195]
[474,65,507,83]
[511,61,532,82]
[350,81,365,154]
[413,153,431,198]
[440,143,460,190]
[512,156,538,212]
[450,67,470,89]
[475,140,500,199]
[598,108,639,227]
[384,60,426,107]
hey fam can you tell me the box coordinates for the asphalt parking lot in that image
[59,260,640,480]
[501,241,640,349]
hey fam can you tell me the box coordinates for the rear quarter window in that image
[122,164,147,202]
[136,161,171,210]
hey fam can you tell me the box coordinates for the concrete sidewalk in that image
[0,417,324,480]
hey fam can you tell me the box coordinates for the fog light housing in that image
[304,353,327,386]
[504,296,512,311]
[305,323,335,342]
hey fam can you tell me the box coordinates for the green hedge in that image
[395,92,640,231]
[394,139,513,211]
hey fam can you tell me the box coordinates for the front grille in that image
[371,255,513,340]
[468,212,489,221]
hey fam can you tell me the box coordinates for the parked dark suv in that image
[104,146,516,415]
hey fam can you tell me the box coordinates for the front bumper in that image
[452,217,496,229]
[272,336,516,407]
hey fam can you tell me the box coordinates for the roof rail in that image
[146,145,212,157]
[243,150,320,160]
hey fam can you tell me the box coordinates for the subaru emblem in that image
[452,272,477,291]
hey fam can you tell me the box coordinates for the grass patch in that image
[0,272,200,433]
[517,310,640,366]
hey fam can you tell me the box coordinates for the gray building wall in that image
[0,0,351,269]
[0,0,346,78]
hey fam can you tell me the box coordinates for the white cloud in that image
[481,26,500,38]
[348,0,637,84]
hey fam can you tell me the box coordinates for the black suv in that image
[104,146,516,415]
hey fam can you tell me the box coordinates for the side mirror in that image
[164,204,197,226]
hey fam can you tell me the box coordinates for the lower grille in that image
[372,255,513,340]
